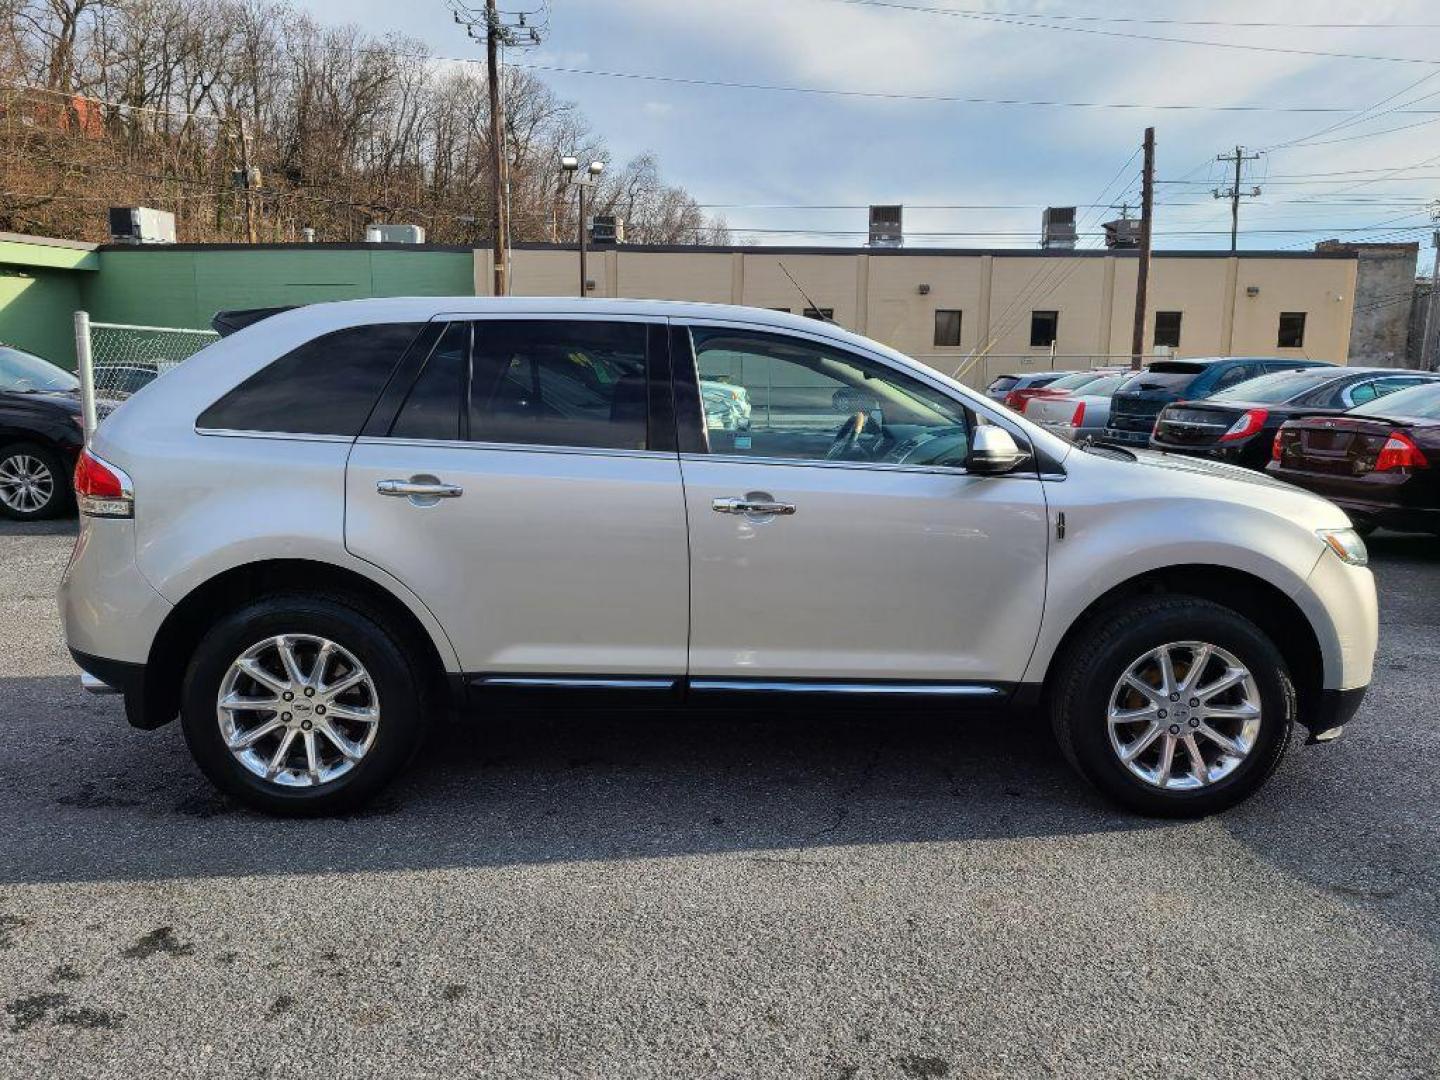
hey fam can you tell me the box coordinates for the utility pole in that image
[1424,204,1440,371]
[1130,126,1155,369]
[1214,145,1262,253]
[236,115,257,244]
[485,0,508,296]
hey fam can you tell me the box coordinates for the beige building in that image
[482,245,1359,388]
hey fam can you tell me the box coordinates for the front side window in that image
[0,346,78,392]
[690,327,969,466]
[198,322,424,435]
[1154,311,1182,349]
[934,309,963,347]
[1030,311,1059,348]
[1346,376,1428,406]
[1278,312,1307,348]
[469,320,650,451]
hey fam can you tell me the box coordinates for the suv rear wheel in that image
[180,594,429,815]
[1050,596,1294,817]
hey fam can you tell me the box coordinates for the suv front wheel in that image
[1051,596,1294,817]
[180,594,429,815]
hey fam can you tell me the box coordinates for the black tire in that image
[180,593,429,816]
[0,442,73,521]
[1050,596,1294,818]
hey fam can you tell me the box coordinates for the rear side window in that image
[390,323,468,441]
[198,323,423,435]
[469,320,650,450]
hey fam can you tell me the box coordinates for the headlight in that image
[1317,527,1368,567]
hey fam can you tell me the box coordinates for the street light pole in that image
[560,157,604,299]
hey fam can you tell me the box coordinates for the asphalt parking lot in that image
[0,520,1437,1079]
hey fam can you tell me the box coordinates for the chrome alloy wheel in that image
[1106,641,1262,791]
[0,453,55,514]
[216,635,380,788]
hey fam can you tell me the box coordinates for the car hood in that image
[1076,445,1351,529]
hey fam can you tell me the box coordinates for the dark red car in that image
[1268,381,1440,536]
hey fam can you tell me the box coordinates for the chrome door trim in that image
[353,435,674,461]
[195,428,355,443]
[679,452,973,479]
[475,676,679,690]
[689,679,1005,697]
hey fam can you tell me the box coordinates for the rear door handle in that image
[377,479,463,499]
[712,496,795,516]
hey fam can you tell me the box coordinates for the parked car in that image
[1151,367,1440,470]
[0,344,84,520]
[1104,357,1330,446]
[61,299,1376,819]
[985,370,1075,407]
[93,361,174,399]
[1025,371,1133,443]
[1269,380,1440,537]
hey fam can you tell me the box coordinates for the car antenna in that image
[778,262,834,323]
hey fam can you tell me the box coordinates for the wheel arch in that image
[138,558,457,730]
[1033,564,1325,725]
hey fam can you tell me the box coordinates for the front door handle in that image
[377,478,463,499]
[712,496,795,517]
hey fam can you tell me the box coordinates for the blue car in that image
[1103,356,1330,446]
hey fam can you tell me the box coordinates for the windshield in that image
[1043,370,1109,392]
[0,346,78,392]
[1209,369,1337,404]
[1349,382,1440,422]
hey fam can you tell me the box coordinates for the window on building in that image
[468,320,650,451]
[1278,312,1307,349]
[390,322,468,441]
[933,309,963,347]
[197,322,424,435]
[802,307,834,321]
[1154,311,1182,349]
[690,327,968,465]
[1030,311,1059,348]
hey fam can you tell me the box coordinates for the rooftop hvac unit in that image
[364,223,425,244]
[590,214,623,246]
[1041,206,1077,250]
[1102,217,1142,249]
[108,207,176,245]
[868,205,903,248]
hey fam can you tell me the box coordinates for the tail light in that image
[1374,432,1429,472]
[1070,400,1086,428]
[1004,390,1025,409]
[1271,429,1285,461]
[73,449,133,518]
[1218,408,1269,443]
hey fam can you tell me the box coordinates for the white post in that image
[73,310,97,443]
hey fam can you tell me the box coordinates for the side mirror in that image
[965,426,1031,475]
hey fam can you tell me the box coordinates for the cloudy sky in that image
[305,0,1440,264]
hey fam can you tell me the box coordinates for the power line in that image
[514,62,1440,114]
[826,0,1440,65]
[830,1,1440,30]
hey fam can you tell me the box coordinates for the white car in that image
[61,299,1377,817]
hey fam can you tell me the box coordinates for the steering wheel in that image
[825,410,883,461]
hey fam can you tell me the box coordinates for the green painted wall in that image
[0,267,85,366]
[83,247,476,330]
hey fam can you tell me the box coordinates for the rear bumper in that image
[1306,685,1368,744]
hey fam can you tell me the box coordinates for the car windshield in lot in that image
[1349,381,1440,421]
[0,346,78,393]
[1208,368,1338,404]
[1118,361,1207,391]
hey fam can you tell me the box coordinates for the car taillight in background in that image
[1271,429,1285,461]
[1070,400,1086,428]
[1374,432,1429,472]
[1218,408,1269,443]
[73,449,134,518]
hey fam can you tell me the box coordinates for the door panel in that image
[681,458,1047,681]
[346,443,688,674]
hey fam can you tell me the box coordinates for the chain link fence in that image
[73,312,219,439]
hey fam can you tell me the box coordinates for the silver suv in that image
[60,299,1378,816]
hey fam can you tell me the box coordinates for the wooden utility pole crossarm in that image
[1130,127,1155,369]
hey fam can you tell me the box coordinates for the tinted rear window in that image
[1209,369,1338,404]
[1042,371,1106,392]
[1118,368,1203,392]
[1349,382,1440,421]
[1079,374,1126,397]
[198,323,423,435]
